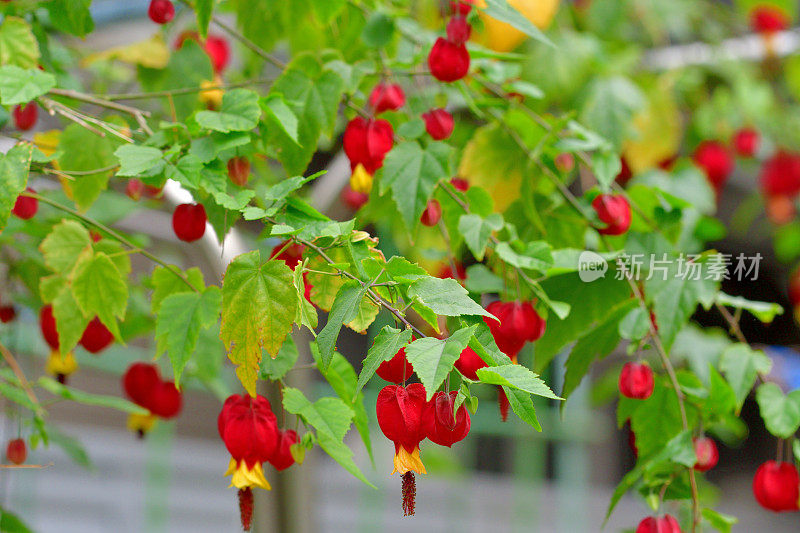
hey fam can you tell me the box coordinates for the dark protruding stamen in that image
[401,471,416,516]
[238,487,254,531]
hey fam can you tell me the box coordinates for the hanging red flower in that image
[268,429,299,472]
[122,362,183,437]
[592,194,632,236]
[368,83,406,113]
[454,346,487,381]
[483,301,546,360]
[424,391,470,447]
[218,394,281,531]
[376,345,415,383]
[40,305,78,384]
[376,383,428,515]
[343,117,395,175]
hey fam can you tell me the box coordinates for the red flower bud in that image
[11,187,39,220]
[424,391,470,447]
[555,153,575,173]
[205,35,231,73]
[268,429,299,471]
[0,305,16,323]
[483,301,546,358]
[750,5,789,35]
[148,0,174,24]
[450,0,474,15]
[733,127,759,158]
[618,362,654,400]
[422,108,455,140]
[40,304,59,350]
[760,150,800,198]
[428,38,470,83]
[753,460,800,512]
[6,438,26,465]
[218,394,280,469]
[13,103,37,131]
[149,381,182,419]
[450,177,469,192]
[420,199,442,226]
[123,362,161,408]
[454,346,487,381]
[227,156,251,187]
[126,179,145,201]
[437,262,466,282]
[343,117,394,174]
[635,514,682,533]
[692,141,733,193]
[172,203,207,242]
[446,16,472,46]
[376,345,414,384]
[79,317,114,354]
[616,157,633,186]
[693,436,718,472]
[592,194,631,236]
[12,188,37,220]
[341,185,369,211]
[369,83,406,114]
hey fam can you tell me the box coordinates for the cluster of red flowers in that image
[428,2,472,83]
[40,304,114,383]
[122,362,183,437]
[376,383,470,516]
[218,394,298,531]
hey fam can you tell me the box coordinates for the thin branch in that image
[23,192,199,293]
[48,88,153,135]
[0,341,43,416]
[99,79,273,101]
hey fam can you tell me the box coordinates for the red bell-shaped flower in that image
[454,346,487,381]
[268,429,299,472]
[446,16,472,46]
[369,83,406,114]
[753,460,800,512]
[376,345,414,384]
[123,362,160,408]
[79,316,114,354]
[693,436,719,472]
[592,194,631,236]
[343,117,394,175]
[750,5,789,34]
[692,141,733,194]
[636,514,682,533]
[377,383,428,516]
[428,38,470,83]
[424,391,470,447]
[760,150,800,198]
[172,203,207,242]
[483,301,546,359]
[733,128,759,158]
[270,240,305,269]
[40,305,60,351]
[618,362,654,400]
[149,381,183,419]
[12,188,37,220]
[422,108,455,141]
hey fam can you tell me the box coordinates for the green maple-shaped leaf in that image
[406,326,475,400]
[156,286,222,385]
[265,53,344,175]
[0,17,39,68]
[380,141,453,232]
[0,143,33,232]
[196,88,261,133]
[0,65,56,106]
[70,250,128,341]
[220,251,297,396]
[40,220,92,273]
[150,266,206,314]
[58,124,120,212]
[476,365,561,400]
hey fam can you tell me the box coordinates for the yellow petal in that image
[126,413,157,434]
[227,459,271,490]
[391,446,427,476]
[45,350,78,377]
[350,164,373,194]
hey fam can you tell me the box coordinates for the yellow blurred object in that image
[126,412,157,436]
[349,164,373,193]
[458,123,522,212]
[199,77,224,109]
[623,80,682,174]
[473,0,560,52]
[45,350,77,379]
[83,34,170,69]
[33,130,60,158]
